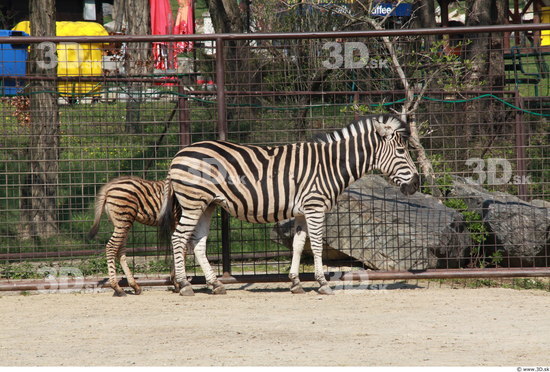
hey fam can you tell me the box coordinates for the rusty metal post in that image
[178,79,191,147]
[215,37,232,277]
[354,91,360,121]
[514,91,528,200]
[215,37,228,141]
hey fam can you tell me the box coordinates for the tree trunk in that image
[412,0,436,50]
[20,0,59,240]
[206,0,245,34]
[112,0,126,32]
[464,0,506,136]
[206,0,261,141]
[123,0,150,133]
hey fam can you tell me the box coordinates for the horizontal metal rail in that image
[0,249,291,261]
[0,23,549,44]
[0,76,518,98]
[1,268,549,292]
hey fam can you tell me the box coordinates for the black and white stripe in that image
[161,114,419,295]
[89,176,181,296]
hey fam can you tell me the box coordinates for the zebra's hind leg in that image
[118,246,141,295]
[172,208,203,296]
[305,211,333,295]
[288,216,307,294]
[172,229,194,296]
[192,205,226,295]
[170,264,181,293]
[105,230,127,297]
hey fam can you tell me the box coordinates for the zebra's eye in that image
[396,148,405,155]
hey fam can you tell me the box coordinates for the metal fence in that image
[0,23,549,290]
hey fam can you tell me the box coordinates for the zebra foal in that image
[89,176,181,296]
[160,114,420,296]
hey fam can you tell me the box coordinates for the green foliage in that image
[427,150,502,268]
[1,263,36,279]
[424,40,480,93]
[77,256,110,276]
[142,259,173,274]
[340,103,389,116]
[444,198,488,245]
[509,278,549,291]
[422,154,453,196]
[437,278,550,292]
[442,197,504,268]
[434,173,454,196]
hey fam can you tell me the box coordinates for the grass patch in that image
[429,277,550,291]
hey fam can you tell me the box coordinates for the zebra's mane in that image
[313,114,410,144]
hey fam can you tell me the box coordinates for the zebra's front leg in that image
[192,206,226,295]
[288,216,307,294]
[305,211,333,295]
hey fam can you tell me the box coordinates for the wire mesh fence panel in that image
[0,24,548,287]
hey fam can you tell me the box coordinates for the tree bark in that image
[412,0,436,50]
[206,0,245,34]
[464,0,506,136]
[123,0,151,133]
[205,0,261,141]
[20,0,59,240]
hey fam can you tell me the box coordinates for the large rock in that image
[450,177,550,267]
[271,175,471,270]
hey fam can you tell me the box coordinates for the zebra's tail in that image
[88,184,107,239]
[159,176,175,242]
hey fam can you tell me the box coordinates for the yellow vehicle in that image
[13,21,108,97]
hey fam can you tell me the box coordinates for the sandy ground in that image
[0,281,549,367]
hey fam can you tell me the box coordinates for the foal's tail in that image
[88,185,107,239]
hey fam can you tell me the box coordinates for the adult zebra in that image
[160,114,420,295]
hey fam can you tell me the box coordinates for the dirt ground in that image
[1,281,549,367]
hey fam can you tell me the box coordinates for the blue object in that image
[0,30,29,96]
[371,3,413,17]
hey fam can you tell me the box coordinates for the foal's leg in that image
[288,216,307,294]
[192,205,226,294]
[118,246,142,295]
[106,226,130,297]
[305,211,333,295]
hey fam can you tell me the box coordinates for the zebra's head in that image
[371,115,420,196]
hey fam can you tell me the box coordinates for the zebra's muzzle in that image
[400,173,420,196]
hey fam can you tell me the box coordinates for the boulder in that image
[271,175,471,270]
[450,177,550,267]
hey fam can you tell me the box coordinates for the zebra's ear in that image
[373,115,402,140]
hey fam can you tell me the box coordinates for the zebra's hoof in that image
[113,290,127,297]
[179,285,195,296]
[212,284,227,295]
[318,284,334,295]
[290,284,305,294]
